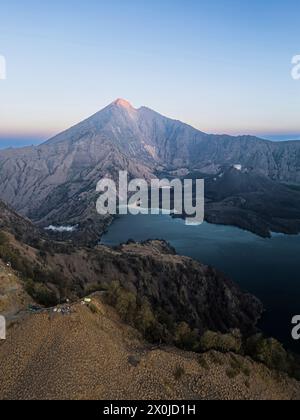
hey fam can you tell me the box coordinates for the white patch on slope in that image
[233,164,242,171]
[45,225,77,233]
[143,143,156,159]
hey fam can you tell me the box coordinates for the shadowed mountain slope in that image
[0,99,299,241]
[0,206,263,336]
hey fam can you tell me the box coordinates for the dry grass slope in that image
[0,295,299,400]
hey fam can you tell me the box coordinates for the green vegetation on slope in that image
[105,280,300,381]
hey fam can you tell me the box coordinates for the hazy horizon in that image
[1,0,300,145]
[0,126,299,150]
[0,98,299,149]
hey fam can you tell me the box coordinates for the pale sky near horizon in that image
[1,0,300,147]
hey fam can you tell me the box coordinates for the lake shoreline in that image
[102,214,300,353]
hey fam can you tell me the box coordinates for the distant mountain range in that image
[0,98,299,242]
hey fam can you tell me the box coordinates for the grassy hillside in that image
[0,294,299,400]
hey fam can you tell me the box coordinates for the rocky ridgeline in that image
[0,99,299,243]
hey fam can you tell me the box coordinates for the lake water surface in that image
[101,214,300,352]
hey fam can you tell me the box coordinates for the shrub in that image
[38,250,47,260]
[173,365,185,381]
[226,356,250,380]
[0,231,8,245]
[199,330,242,354]
[156,309,175,334]
[106,281,121,306]
[106,281,137,324]
[27,282,58,307]
[175,322,199,351]
[198,355,209,370]
[135,299,156,336]
[230,354,250,377]
[209,351,224,366]
[245,334,289,372]
[226,368,239,379]
[115,289,136,324]
[89,303,98,314]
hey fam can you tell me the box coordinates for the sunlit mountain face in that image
[0,99,299,246]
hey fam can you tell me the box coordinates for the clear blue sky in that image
[1,0,300,147]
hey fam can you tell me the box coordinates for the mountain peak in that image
[112,98,134,109]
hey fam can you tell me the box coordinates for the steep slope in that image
[0,131,152,227]
[44,99,300,182]
[204,166,300,236]
[0,205,298,400]
[0,99,299,237]
[0,213,263,337]
[0,295,299,400]
[0,199,262,337]
[0,200,42,245]
[186,135,300,183]
[111,241,262,334]
[0,258,32,324]
[43,99,209,167]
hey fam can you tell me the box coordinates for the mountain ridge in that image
[0,199,263,337]
[0,99,299,242]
